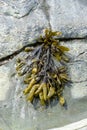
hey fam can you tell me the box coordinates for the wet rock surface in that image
[0,0,87,130]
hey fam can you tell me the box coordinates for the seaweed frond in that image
[16,29,70,107]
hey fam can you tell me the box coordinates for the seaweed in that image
[16,29,70,107]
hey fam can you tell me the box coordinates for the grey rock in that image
[69,61,87,82]
[79,126,87,130]
[0,0,87,129]
[0,9,49,58]
[61,40,87,82]
[47,0,87,37]
[0,0,39,18]
[71,82,87,99]
[1,0,87,59]
[0,65,11,101]
[0,40,87,130]
[61,39,87,61]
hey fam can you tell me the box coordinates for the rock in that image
[60,40,87,100]
[0,8,49,58]
[61,40,87,99]
[0,66,10,101]
[71,82,87,99]
[1,0,87,58]
[0,40,87,130]
[69,61,87,82]
[47,0,87,37]
[0,58,38,130]
[61,40,87,83]
[0,0,87,129]
[61,39,87,61]
[0,0,39,18]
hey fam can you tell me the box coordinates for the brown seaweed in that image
[16,29,70,107]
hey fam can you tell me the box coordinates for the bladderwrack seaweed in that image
[16,29,70,107]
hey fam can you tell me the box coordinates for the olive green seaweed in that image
[16,29,70,107]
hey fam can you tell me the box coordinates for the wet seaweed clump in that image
[16,29,70,107]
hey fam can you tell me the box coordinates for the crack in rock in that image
[77,50,87,57]
[0,37,87,66]
[0,41,38,66]
[71,79,87,83]
[38,0,51,28]
[0,0,39,18]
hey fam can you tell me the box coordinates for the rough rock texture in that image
[0,0,87,130]
[1,0,87,58]
[0,0,49,58]
[0,0,39,18]
[0,40,87,130]
[47,0,87,38]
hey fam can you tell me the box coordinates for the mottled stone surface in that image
[61,40,87,99]
[0,66,10,101]
[0,0,39,18]
[0,40,87,130]
[47,0,87,37]
[1,0,87,58]
[0,1,49,58]
[0,0,87,130]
